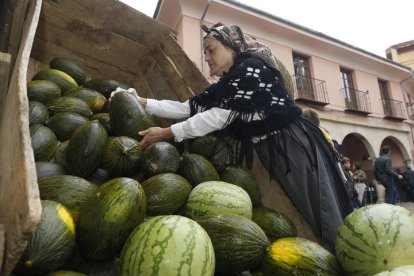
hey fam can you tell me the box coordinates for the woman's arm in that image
[138,107,232,147]
[145,99,191,120]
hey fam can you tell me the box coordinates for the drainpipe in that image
[200,0,212,75]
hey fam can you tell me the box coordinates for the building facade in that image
[155,0,414,182]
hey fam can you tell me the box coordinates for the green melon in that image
[65,120,107,178]
[50,57,89,85]
[142,173,192,215]
[44,270,86,276]
[30,125,57,161]
[46,96,93,118]
[76,177,146,262]
[63,87,106,113]
[185,181,253,219]
[336,203,414,276]
[13,200,76,276]
[102,136,143,177]
[46,112,89,141]
[120,215,215,276]
[32,68,78,92]
[196,214,269,274]
[38,175,97,222]
[29,101,49,126]
[179,153,220,187]
[35,161,67,180]
[83,79,130,98]
[252,207,297,242]
[261,237,343,276]
[88,168,112,186]
[220,166,261,207]
[108,90,156,140]
[90,113,112,135]
[141,141,181,177]
[27,80,61,104]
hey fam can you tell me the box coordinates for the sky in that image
[120,0,413,58]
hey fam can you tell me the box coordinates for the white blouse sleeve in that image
[144,98,233,142]
[170,107,232,142]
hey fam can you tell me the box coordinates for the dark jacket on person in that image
[373,154,399,181]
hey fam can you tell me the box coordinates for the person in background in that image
[111,23,353,253]
[395,168,407,203]
[373,145,403,205]
[404,167,414,202]
[302,108,334,149]
[353,162,367,205]
[342,156,361,209]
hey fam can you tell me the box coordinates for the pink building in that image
[155,0,414,182]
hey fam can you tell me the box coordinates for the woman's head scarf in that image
[202,23,280,72]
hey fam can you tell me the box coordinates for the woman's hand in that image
[138,127,173,148]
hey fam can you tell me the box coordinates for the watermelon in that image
[336,203,414,276]
[374,265,414,276]
[261,237,343,276]
[30,125,57,162]
[141,173,192,215]
[196,214,269,274]
[27,80,61,104]
[63,87,106,113]
[185,181,253,219]
[35,161,67,180]
[29,101,49,126]
[120,215,215,276]
[13,200,76,276]
[44,271,86,276]
[46,112,89,141]
[76,177,146,262]
[50,57,89,85]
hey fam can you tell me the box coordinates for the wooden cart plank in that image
[0,53,11,125]
[42,0,175,49]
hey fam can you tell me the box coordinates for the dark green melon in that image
[88,168,112,186]
[83,79,130,98]
[90,113,112,135]
[220,166,261,207]
[32,68,78,92]
[252,207,297,242]
[196,214,269,274]
[108,91,156,140]
[65,120,108,178]
[46,112,89,141]
[50,57,89,85]
[13,200,76,276]
[44,270,86,276]
[46,96,93,118]
[27,80,61,104]
[38,175,97,222]
[142,173,192,215]
[63,87,106,113]
[261,237,343,276]
[179,153,220,187]
[102,136,143,177]
[35,161,67,180]
[30,125,58,161]
[29,101,49,126]
[141,141,181,177]
[54,140,69,167]
[76,177,146,262]
[190,135,232,172]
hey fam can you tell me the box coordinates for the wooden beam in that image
[0,53,11,125]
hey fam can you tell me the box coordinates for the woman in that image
[112,23,353,253]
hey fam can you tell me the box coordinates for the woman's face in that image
[203,37,235,77]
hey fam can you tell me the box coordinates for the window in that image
[340,68,355,103]
[293,54,312,95]
[378,79,390,100]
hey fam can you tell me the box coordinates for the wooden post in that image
[0,53,11,125]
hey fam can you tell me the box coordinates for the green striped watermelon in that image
[336,203,414,276]
[120,215,215,276]
[185,181,253,219]
[374,265,414,276]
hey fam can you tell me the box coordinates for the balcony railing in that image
[293,74,329,105]
[341,88,371,114]
[382,98,407,120]
[407,103,414,120]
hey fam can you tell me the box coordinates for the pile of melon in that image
[17,57,414,275]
